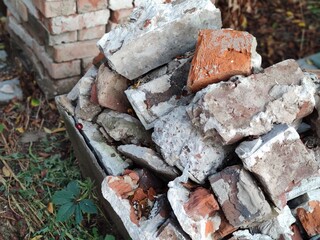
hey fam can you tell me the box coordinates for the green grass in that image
[0,133,115,240]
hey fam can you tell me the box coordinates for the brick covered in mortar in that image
[236,125,319,209]
[76,0,108,13]
[188,59,316,144]
[33,0,76,18]
[98,0,221,80]
[42,9,110,35]
[209,165,273,228]
[187,29,261,92]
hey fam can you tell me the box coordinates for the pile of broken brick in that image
[56,0,320,239]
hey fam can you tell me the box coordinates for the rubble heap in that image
[56,0,320,239]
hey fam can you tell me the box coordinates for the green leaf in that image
[56,202,76,222]
[52,190,75,205]
[67,181,80,198]
[79,199,97,214]
[75,204,83,225]
[104,235,116,240]
[0,123,4,133]
[31,98,40,107]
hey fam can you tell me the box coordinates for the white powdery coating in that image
[286,176,320,200]
[187,60,316,144]
[101,178,163,240]
[152,106,231,183]
[232,230,273,240]
[237,125,299,169]
[97,0,221,79]
[167,171,221,240]
[258,206,295,240]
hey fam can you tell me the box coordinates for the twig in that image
[0,157,27,190]
[10,195,35,233]
[0,156,26,191]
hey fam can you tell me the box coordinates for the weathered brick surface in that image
[98,0,221,80]
[50,39,100,62]
[187,29,261,92]
[78,25,106,41]
[96,64,130,113]
[33,0,76,18]
[188,59,316,144]
[43,9,110,35]
[209,165,273,228]
[110,8,133,24]
[236,125,319,208]
[8,16,81,79]
[77,0,107,13]
[296,200,320,237]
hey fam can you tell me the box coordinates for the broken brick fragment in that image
[184,187,219,219]
[209,165,273,228]
[187,29,261,92]
[296,200,320,237]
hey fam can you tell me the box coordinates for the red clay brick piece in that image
[188,29,257,92]
[296,200,320,237]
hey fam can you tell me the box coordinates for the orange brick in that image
[33,0,76,18]
[78,25,106,41]
[110,8,133,24]
[51,39,100,62]
[77,0,107,13]
[297,200,320,237]
[188,29,258,92]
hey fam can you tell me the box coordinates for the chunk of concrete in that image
[96,64,131,113]
[101,170,169,240]
[117,144,179,180]
[0,78,23,104]
[167,171,236,240]
[257,206,296,240]
[125,56,193,130]
[55,94,75,116]
[78,119,130,175]
[97,109,152,146]
[67,66,98,101]
[152,106,232,183]
[97,0,221,80]
[287,177,320,201]
[236,125,319,208]
[187,29,261,92]
[75,95,102,121]
[188,60,316,144]
[230,230,273,240]
[209,165,273,228]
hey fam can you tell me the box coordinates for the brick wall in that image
[3,0,136,98]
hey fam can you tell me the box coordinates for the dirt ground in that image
[0,0,319,239]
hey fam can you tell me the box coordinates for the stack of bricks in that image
[3,0,137,98]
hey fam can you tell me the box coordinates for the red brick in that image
[188,29,258,92]
[43,9,110,35]
[297,200,320,237]
[96,64,130,113]
[33,0,76,18]
[184,187,219,219]
[51,39,100,62]
[110,8,133,24]
[78,25,106,41]
[77,0,107,13]
[8,15,81,79]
